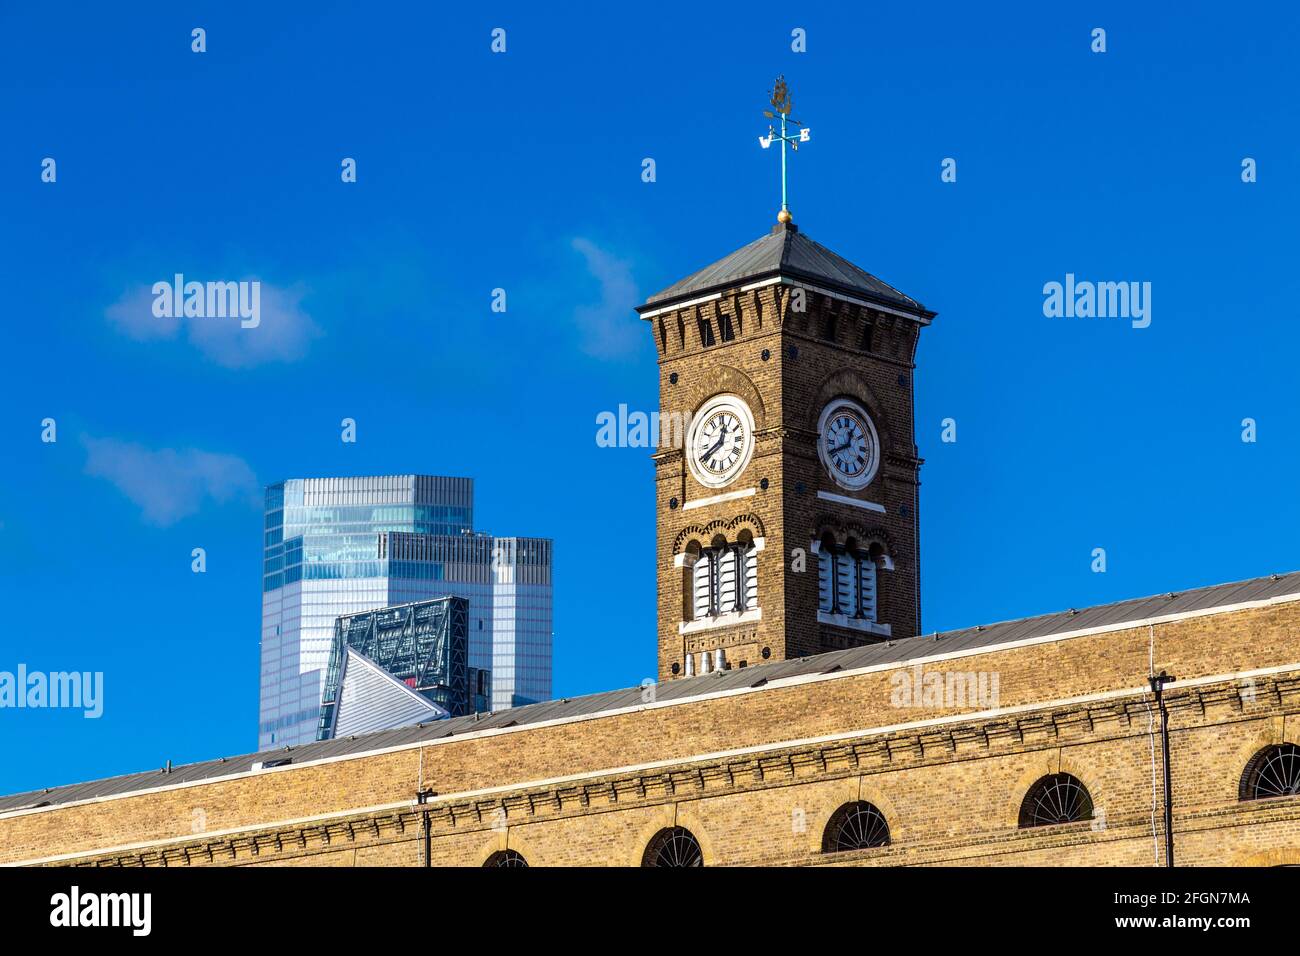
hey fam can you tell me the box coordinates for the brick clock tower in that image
[636,219,935,682]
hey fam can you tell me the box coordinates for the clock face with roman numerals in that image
[687,395,756,489]
[818,399,880,490]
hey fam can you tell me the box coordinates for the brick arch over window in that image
[641,826,704,867]
[673,514,766,556]
[629,808,716,866]
[821,801,891,853]
[806,367,893,452]
[1018,773,1094,828]
[482,849,528,867]
[813,519,895,566]
[671,364,768,433]
[1234,847,1300,867]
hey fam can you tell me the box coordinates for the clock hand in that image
[700,422,730,462]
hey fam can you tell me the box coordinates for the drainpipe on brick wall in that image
[913,464,921,636]
[417,788,435,867]
[1149,671,1176,867]
[906,333,922,638]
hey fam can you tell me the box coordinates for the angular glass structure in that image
[317,597,485,740]
[259,475,552,749]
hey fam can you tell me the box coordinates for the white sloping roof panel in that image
[331,648,448,739]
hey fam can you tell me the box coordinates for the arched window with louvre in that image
[817,537,881,623]
[688,538,759,622]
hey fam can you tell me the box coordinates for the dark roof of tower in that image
[638,222,933,317]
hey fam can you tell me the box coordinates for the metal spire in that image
[759,75,811,225]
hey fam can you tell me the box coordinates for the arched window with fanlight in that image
[1239,743,1300,801]
[642,826,703,867]
[483,849,528,867]
[1018,773,1094,828]
[822,801,891,853]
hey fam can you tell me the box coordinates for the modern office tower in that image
[488,536,555,714]
[259,475,552,749]
[316,598,491,741]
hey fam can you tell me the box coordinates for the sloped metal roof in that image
[329,647,448,738]
[2,570,1297,815]
[638,223,932,315]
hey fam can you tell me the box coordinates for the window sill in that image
[817,611,891,636]
[679,608,762,635]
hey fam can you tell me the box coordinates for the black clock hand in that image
[700,422,729,462]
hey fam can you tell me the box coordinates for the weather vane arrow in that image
[759,74,811,225]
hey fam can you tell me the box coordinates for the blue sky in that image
[2,2,1298,795]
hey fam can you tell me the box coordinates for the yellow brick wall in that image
[2,599,1298,866]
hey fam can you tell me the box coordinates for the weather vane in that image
[759,75,811,225]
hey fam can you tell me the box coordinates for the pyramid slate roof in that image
[638,222,933,317]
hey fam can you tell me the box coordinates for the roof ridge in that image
[926,570,1300,639]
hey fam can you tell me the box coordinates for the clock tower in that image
[637,219,935,681]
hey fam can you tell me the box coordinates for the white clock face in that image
[687,395,756,489]
[818,399,880,490]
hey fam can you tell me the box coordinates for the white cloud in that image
[83,437,258,526]
[105,279,320,368]
[106,286,180,341]
[571,238,641,359]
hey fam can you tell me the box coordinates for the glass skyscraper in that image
[259,475,552,749]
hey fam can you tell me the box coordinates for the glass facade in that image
[258,475,553,749]
[317,597,482,739]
